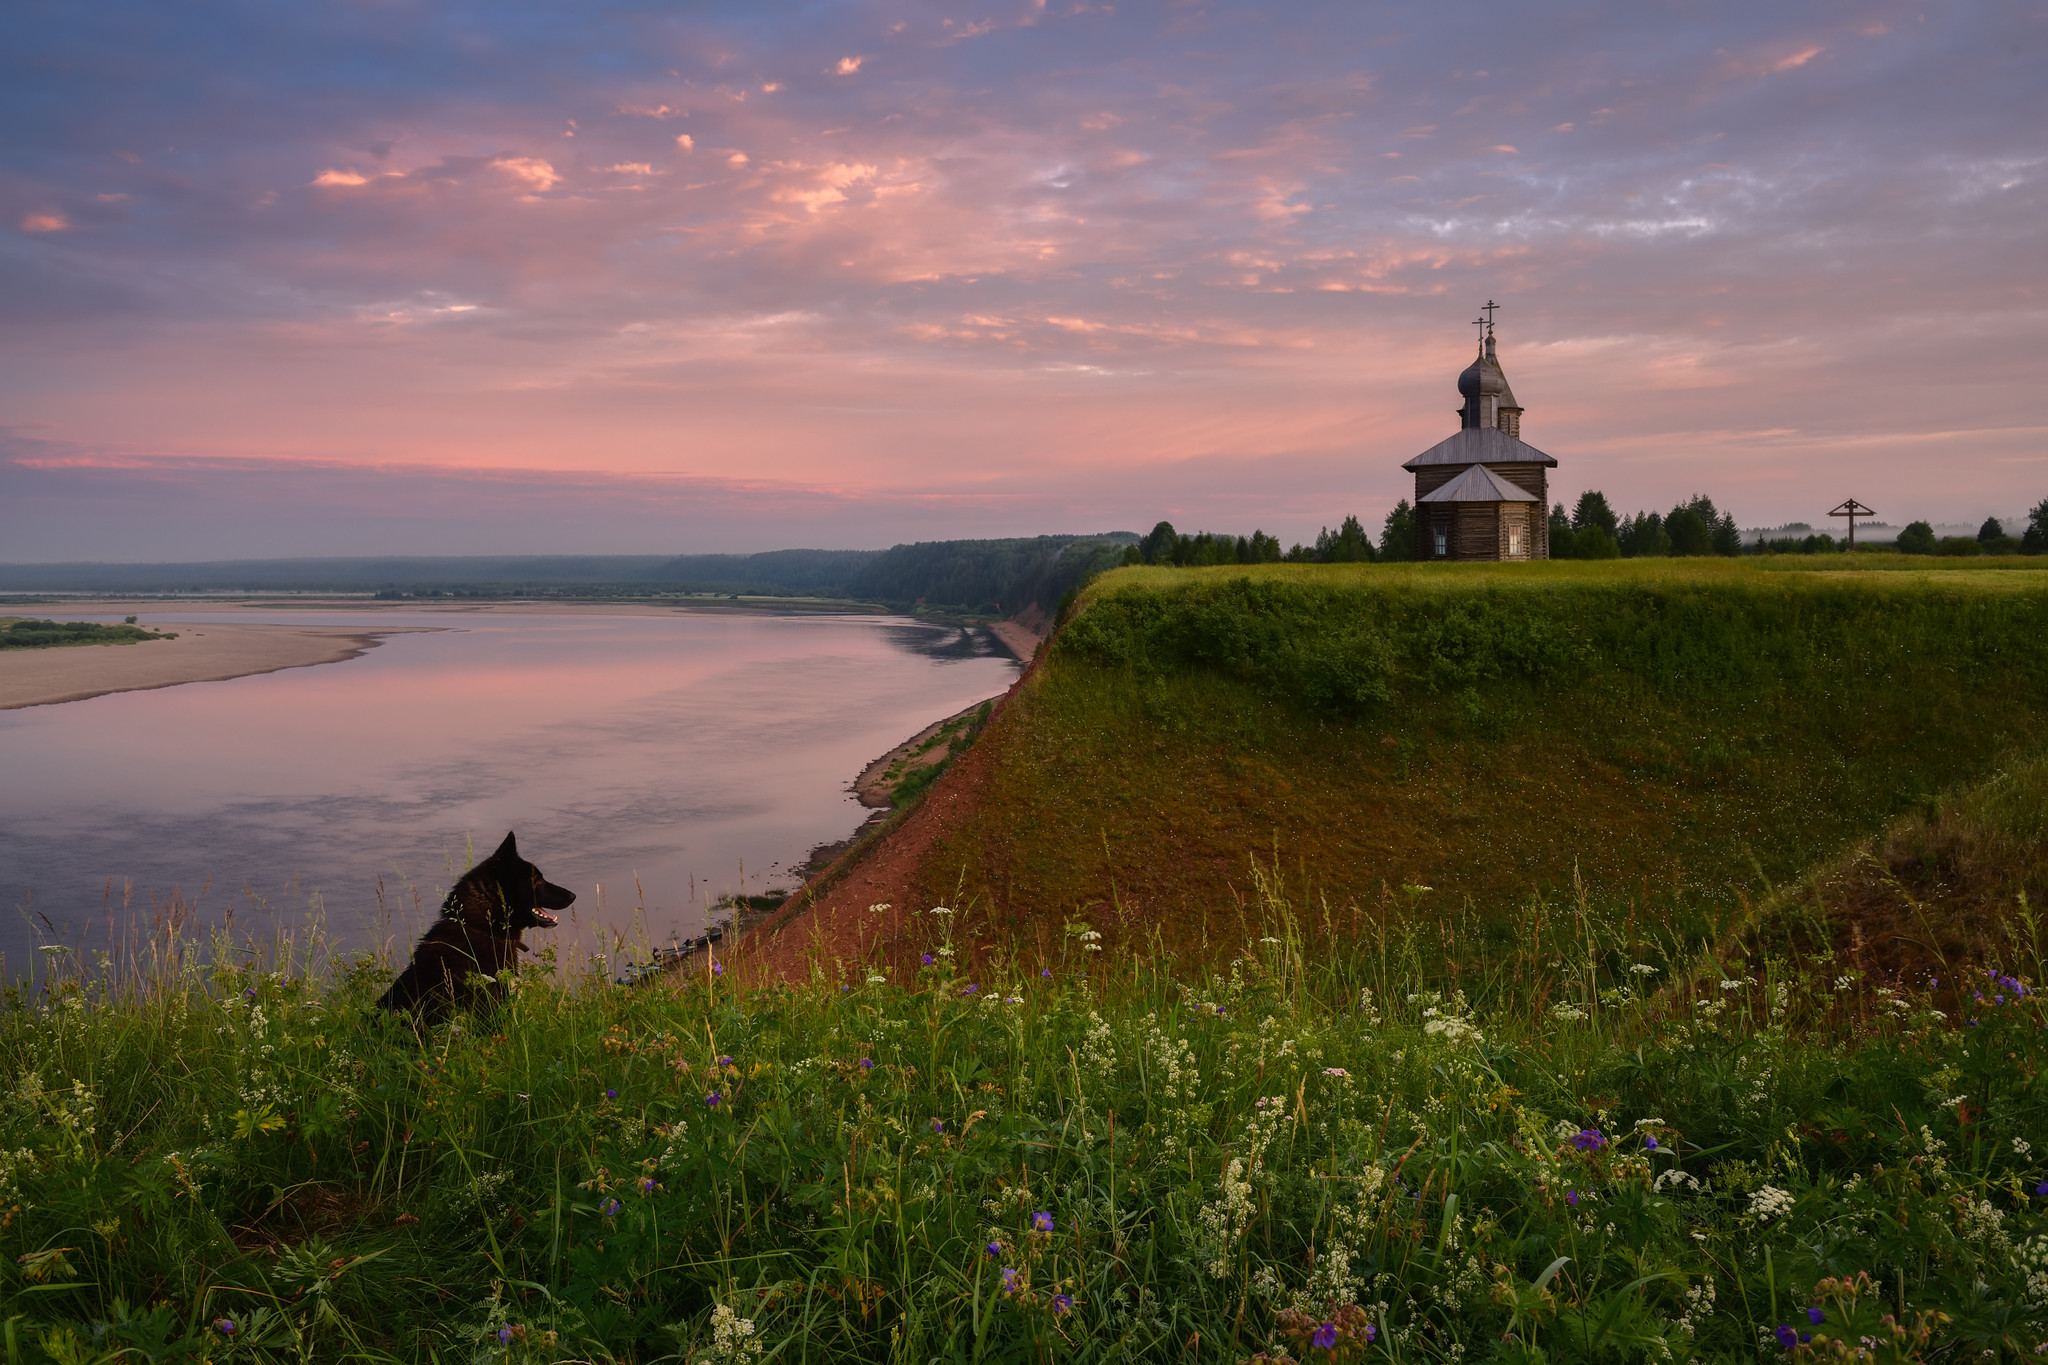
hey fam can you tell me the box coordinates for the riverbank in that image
[0,619,424,710]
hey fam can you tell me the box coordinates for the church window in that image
[1434,526,1448,557]
[1508,523,1524,556]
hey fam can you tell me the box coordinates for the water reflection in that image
[0,609,1018,971]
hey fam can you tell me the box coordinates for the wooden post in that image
[1829,498,1873,550]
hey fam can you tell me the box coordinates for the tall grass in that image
[3,861,2045,1363]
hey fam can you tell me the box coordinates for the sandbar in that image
[0,620,425,710]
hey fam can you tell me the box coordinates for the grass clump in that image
[3,864,2047,1362]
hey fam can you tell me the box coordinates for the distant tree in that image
[1140,521,1178,565]
[1575,525,1620,558]
[1617,511,1669,558]
[1896,521,1936,555]
[1311,515,1374,563]
[1666,505,1713,557]
[1548,504,1578,559]
[1378,500,1417,561]
[2024,499,2048,555]
[1979,517,2005,544]
[1571,490,1619,538]
[1937,536,1985,557]
[1246,530,1284,563]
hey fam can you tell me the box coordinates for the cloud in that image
[491,157,561,190]
[20,213,69,232]
[834,55,865,75]
[312,169,370,187]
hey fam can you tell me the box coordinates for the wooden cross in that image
[1480,299,1500,333]
[1829,498,1875,550]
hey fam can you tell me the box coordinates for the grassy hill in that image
[899,558,2048,962]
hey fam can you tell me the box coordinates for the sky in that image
[2,0,2044,561]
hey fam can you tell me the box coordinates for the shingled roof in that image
[1401,426,1558,471]
[1416,463,1540,504]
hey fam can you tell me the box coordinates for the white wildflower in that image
[1747,1185,1795,1223]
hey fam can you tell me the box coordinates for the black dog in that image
[376,831,572,1023]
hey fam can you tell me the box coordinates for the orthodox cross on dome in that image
[1478,299,1500,335]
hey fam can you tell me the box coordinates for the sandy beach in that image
[0,618,422,710]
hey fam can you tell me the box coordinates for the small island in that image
[0,616,178,650]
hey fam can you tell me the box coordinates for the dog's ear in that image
[492,831,519,861]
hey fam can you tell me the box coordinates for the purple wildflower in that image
[1033,1210,1053,1233]
[1807,1308,1825,1325]
[1573,1128,1606,1152]
[1000,1267,1021,1295]
[931,1118,944,1134]
[244,987,256,1000]
[718,1055,734,1067]
[498,1325,514,1344]
[1364,1326,1377,1343]
[1051,1293,1073,1315]
[639,1177,657,1195]
[1645,1136,1659,1151]
[215,1319,237,1338]
[1312,1322,1338,1350]
[599,1197,620,1218]
[985,1241,1001,1258]
[605,1088,617,1100]
[1776,1325,1799,1349]
[961,983,978,995]
[712,961,723,976]
[1041,968,1053,979]
[706,1092,722,1107]
[859,1057,875,1069]
[2036,1181,2048,1195]
[1565,1190,1580,1206]
[921,953,935,966]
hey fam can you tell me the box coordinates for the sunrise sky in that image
[3,1,2043,560]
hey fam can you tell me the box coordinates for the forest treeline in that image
[1124,495,2048,566]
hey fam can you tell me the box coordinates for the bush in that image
[1937,536,1985,557]
[1896,520,1937,554]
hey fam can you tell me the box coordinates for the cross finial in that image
[1480,299,1500,334]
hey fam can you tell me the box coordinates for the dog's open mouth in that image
[530,909,559,929]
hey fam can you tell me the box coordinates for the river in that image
[0,606,1019,973]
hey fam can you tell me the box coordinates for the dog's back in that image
[377,831,572,1023]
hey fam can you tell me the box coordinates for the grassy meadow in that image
[3,764,2048,1362]
[910,557,2048,961]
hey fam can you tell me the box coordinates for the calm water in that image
[0,608,1017,969]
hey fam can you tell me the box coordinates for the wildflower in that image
[866,973,885,985]
[1748,1185,1795,1222]
[858,1057,874,1069]
[712,961,724,976]
[1808,1308,1825,1325]
[1033,1210,1053,1233]
[1565,1189,1580,1206]
[1776,1325,1799,1348]
[985,1241,1001,1258]
[1313,1322,1338,1350]
[1041,968,1053,979]
[867,902,891,913]
[718,1055,734,1067]
[1051,1293,1073,1315]
[706,1092,722,1107]
[498,1324,514,1343]
[1573,1128,1607,1152]
[605,1088,618,1100]
[930,905,953,916]
[599,1197,619,1218]
[244,987,257,999]
[960,984,978,995]
[1000,1267,1021,1295]
[921,954,935,966]
[215,1319,237,1337]
[930,1118,944,1134]
[1322,1067,1349,1078]
[2037,1181,2048,1196]
[639,1177,657,1195]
